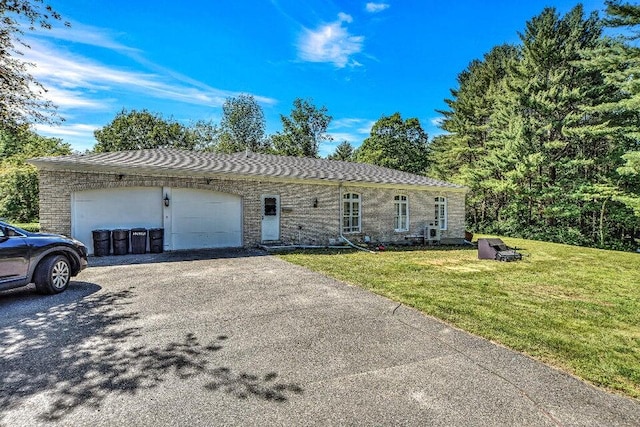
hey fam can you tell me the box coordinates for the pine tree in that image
[327,141,354,161]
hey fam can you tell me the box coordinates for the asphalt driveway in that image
[1,250,638,426]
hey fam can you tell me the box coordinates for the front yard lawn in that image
[278,237,640,399]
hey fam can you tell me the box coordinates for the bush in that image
[11,222,40,232]
[0,165,39,222]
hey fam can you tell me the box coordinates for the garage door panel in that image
[171,188,242,250]
[72,187,163,255]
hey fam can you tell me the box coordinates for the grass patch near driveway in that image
[278,237,640,399]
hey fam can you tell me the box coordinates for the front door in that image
[261,195,280,241]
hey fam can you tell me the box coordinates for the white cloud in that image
[430,117,444,127]
[337,12,353,24]
[33,123,100,151]
[297,13,364,68]
[19,24,278,151]
[331,117,375,133]
[34,123,98,137]
[41,22,140,54]
[365,3,390,13]
[23,38,277,112]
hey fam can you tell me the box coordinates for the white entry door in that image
[261,195,280,241]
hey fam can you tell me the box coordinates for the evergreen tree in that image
[327,141,354,161]
[581,1,640,223]
[431,5,640,248]
[430,45,520,226]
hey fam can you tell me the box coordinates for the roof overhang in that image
[28,159,470,194]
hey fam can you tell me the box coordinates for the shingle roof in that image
[29,148,466,191]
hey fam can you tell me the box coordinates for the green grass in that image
[278,237,640,399]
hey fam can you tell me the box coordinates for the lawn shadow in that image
[0,283,302,422]
[274,244,478,256]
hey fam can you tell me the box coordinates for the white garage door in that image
[72,187,163,255]
[72,187,242,254]
[169,188,242,250]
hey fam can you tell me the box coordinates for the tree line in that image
[90,96,429,176]
[429,1,640,249]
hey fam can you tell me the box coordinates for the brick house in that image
[29,148,467,254]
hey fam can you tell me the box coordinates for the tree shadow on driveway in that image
[0,283,302,422]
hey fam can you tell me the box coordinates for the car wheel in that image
[35,255,71,294]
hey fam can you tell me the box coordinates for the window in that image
[394,195,409,231]
[264,197,277,216]
[342,193,361,233]
[435,197,447,230]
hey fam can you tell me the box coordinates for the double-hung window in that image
[342,193,361,233]
[394,195,409,231]
[435,196,447,230]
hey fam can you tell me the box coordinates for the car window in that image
[0,227,5,237]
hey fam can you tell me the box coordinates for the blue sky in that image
[27,0,606,156]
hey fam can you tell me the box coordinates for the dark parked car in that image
[0,221,88,294]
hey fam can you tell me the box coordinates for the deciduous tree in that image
[93,109,198,152]
[0,125,71,221]
[356,113,429,174]
[0,0,68,128]
[272,98,332,157]
[215,94,269,153]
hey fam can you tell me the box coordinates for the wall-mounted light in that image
[164,194,170,207]
[313,198,318,208]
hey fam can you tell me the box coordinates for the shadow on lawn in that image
[277,244,478,256]
[0,284,302,422]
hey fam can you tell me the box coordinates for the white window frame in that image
[342,193,361,233]
[435,196,447,230]
[394,195,409,232]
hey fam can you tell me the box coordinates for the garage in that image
[168,188,242,250]
[72,187,242,254]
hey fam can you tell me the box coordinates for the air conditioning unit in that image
[425,221,441,244]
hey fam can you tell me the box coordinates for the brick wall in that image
[38,170,466,247]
